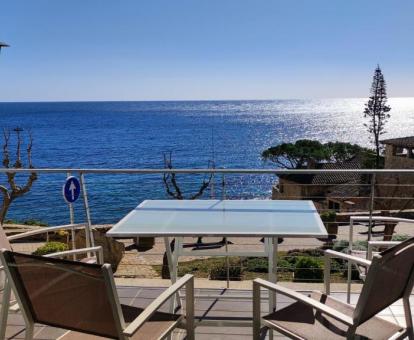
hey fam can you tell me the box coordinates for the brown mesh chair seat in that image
[0,251,195,340]
[0,221,104,340]
[60,305,181,340]
[263,292,403,340]
[254,237,414,340]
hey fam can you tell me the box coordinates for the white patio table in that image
[107,199,327,330]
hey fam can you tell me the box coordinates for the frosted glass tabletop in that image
[107,200,327,237]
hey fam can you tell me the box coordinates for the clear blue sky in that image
[1,0,413,101]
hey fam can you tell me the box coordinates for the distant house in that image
[381,136,414,168]
[375,136,414,209]
[272,157,370,212]
[272,137,414,212]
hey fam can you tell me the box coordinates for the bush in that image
[4,219,48,227]
[332,240,349,252]
[332,240,368,253]
[287,248,324,258]
[23,219,48,227]
[32,242,68,256]
[320,211,336,222]
[209,259,242,281]
[392,234,410,242]
[245,257,268,273]
[241,257,295,274]
[293,256,323,282]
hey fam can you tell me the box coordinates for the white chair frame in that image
[0,223,103,340]
[0,250,194,340]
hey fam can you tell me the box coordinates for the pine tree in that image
[364,65,391,168]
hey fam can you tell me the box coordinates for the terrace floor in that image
[2,285,412,339]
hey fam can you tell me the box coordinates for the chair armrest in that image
[7,224,86,241]
[351,216,414,224]
[254,278,354,326]
[123,274,194,337]
[368,241,400,247]
[367,241,400,260]
[324,250,371,268]
[44,246,104,264]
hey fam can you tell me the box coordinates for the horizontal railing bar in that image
[1,168,414,174]
[179,251,268,257]
[8,223,86,241]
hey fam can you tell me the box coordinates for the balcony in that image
[2,168,414,339]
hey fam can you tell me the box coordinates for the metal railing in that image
[3,167,414,291]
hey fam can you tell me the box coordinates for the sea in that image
[0,98,413,225]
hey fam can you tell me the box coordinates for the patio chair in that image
[253,237,414,340]
[0,225,103,340]
[0,250,195,340]
[341,216,414,301]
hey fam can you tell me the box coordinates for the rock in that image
[75,228,125,270]
[134,236,155,251]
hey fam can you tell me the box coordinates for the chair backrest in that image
[0,225,11,250]
[0,250,124,339]
[354,237,414,325]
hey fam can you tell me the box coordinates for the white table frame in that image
[107,200,327,338]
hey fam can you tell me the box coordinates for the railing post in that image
[253,280,261,340]
[324,254,331,295]
[368,173,376,242]
[221,173,226,200]
[79,172,94,248]
[221,173,230,286]
[347,218,354,304]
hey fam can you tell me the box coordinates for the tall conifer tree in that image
[364,65,391,168]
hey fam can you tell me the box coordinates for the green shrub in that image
[287,248,324,258]
[245,257,268,273]
[293,256,323,282]
[3,219,48,227]
[332,239,349,252]
[23,219,48,227]
[392,234,410,242]
[244,257,293,273]
[320,211,336,222]
[209,259,242,281]
[32,242,68,256]
[332,240,367,253]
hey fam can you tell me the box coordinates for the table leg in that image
[164,237,182,315]
[164,237,173,275]
[172,237,183,310]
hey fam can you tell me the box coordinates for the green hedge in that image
[32,242,68,256]
[293,256,323,282]
[209,259,242,280]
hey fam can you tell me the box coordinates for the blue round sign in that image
[63,176,81,203]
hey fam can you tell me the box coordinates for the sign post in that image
[63,175,81,258]
[65,173,77,255]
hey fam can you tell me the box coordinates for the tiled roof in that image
[326,179,370,200]
[381,136,414,147]
[280,157,362,185]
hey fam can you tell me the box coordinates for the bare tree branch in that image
[27,129,34,168]
[162,151,213,201]
[14,127,23,168]
[0,128,38,225]
[2,129,10,168]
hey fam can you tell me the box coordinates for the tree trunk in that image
[0,197,11,225]
[375,134,380,168]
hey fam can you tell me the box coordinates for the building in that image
[272,157,370,212]
[375,136,414,210]
[381,136,414,168]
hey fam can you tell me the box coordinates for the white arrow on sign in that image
[69,181,77,201]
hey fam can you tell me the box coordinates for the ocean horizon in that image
[0,98,413,225]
